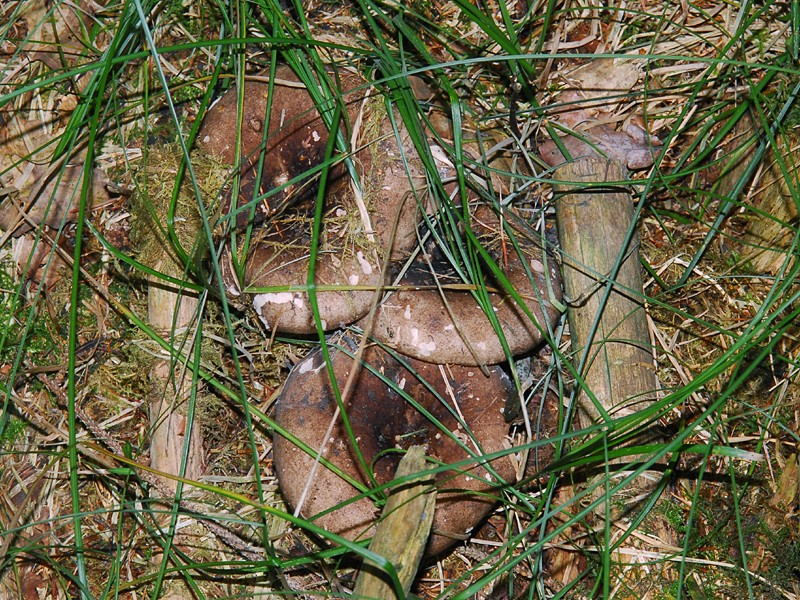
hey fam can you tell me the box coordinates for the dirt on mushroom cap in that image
[272,333,554,556]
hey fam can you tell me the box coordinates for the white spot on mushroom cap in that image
[312,130,321,142]
[297,356,317,374]
[399,377,406,390]
[403,305,412,320]
[418,340,436,356]
[202,134,211,144]
[407,327,436,355]
[356,251,373,275]
[444,324,454,331]
[254,292,293,309]
[348,274,359,286]
[530,257,545,273]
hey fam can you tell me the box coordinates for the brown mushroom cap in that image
[537,91,662,171]
[197,65,363,228]
[538,125,661,170]
[273,334,537,556]
[363,207,563,365]
[198,67,425,333]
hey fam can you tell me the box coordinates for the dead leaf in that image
[11,233,71,292]
[770,453,798,511]
[0,0,107,238]
[0,162,108,235]
[565,58,641,101]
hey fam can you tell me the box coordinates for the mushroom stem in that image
[553,157,658,424]
[553,157,662,508]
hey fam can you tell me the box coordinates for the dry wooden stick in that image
[353,446,436,600]
[553,157,658,425]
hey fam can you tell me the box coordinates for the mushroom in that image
[538,91,662,170]
[539,121,661,170]
[197,67,425,333]
[198,66,563,557]
[364,205,563,365]
[272,333,557,556]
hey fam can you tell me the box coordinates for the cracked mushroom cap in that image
[198,66,425,333]
[272,334,547,556]
[363,206,563,366]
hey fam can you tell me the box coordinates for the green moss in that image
[765,536,800,598]
[0,416,27,451]
[0,292,58,370]
[131,144,229,275]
